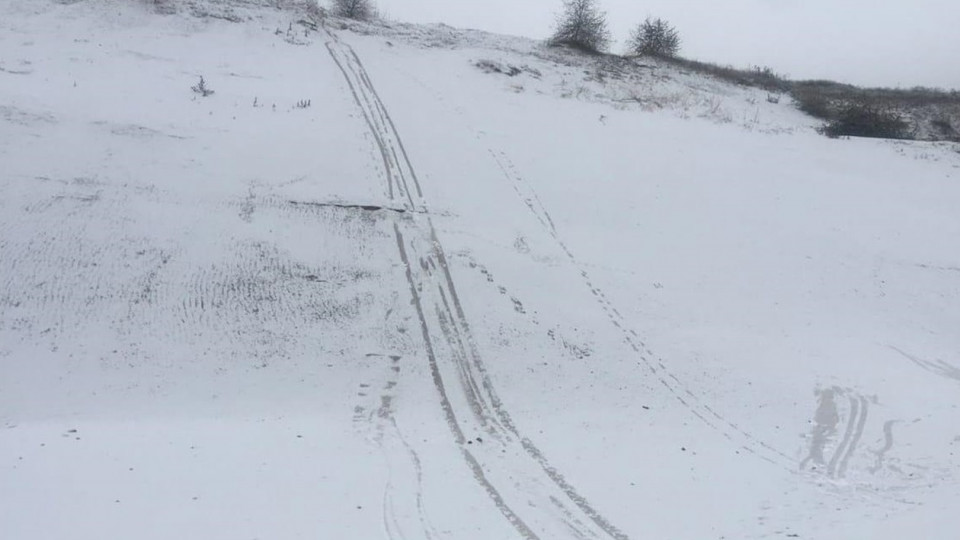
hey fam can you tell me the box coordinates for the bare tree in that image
[629,17,681,57]
[331,0,374,21]
[549,0,611,53]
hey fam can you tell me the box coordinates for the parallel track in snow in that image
[324,28,629,540]
[487,148,797,471]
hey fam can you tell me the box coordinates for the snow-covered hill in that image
[2,1,959,539]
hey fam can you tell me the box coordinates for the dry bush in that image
[821,103,910,139]
[549,0,611,54]
[629,17,680,57]
[331,0,374,21]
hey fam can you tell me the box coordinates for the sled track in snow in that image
[324,30,629,540]
[483,149,957,511]
[487,149,796,470]
[799,387,870,479]
[377,56,797,471]
[352,354,442,540]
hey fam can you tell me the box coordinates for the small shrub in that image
[821,104,910,139]
[628,17,680,57]
[191,76,214,97]
[549,0,611,54]
[331,0,374,21]
[476,60,521,77]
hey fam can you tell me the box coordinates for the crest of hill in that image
[141,0,323,21]
[140,0,960,141]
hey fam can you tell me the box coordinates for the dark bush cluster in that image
[791,86,834,119]
[539,0,958,141]
[549,0,611,53]
[931,118,959,141]
[820,104,910,139]
[628,17,680,57]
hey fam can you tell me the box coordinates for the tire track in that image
[353,355,441,540]
[488,148,795,469]
[394,224,539,540]
[828,396,860,478]
[324,34,419,211]
[481,132,938,507]
[382,60,800,469]
[801,388,870,479]
[836,396,869,479]
[890,345,960,385]
[325,29,629,540]
[488,145,931,517]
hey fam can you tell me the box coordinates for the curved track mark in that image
[837,396,869,479]
[488,148,795,470]
[395,224,539,540]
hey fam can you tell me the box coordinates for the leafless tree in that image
[331,0,374,21]
[629,17,681,57]
[549,0,611,53]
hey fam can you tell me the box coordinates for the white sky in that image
[375,0,960,90]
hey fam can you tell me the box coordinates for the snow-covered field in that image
[2,1,959,539]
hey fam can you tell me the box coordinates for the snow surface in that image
[2,1,959,539]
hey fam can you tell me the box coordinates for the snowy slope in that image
[2,1,959,539]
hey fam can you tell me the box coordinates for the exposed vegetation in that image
[540,1,957,140]
[791,81,960,141]
[628,17,680,58]
[650,55,960,141]
[331,0,374,21]
[169,0,960,142]
[549,0,611,54]
[931,117,959,140]
[657,57,790,92]
[820,104,911,139]
[191,75,214,97]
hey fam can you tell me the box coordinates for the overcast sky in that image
[376,0,960,90]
